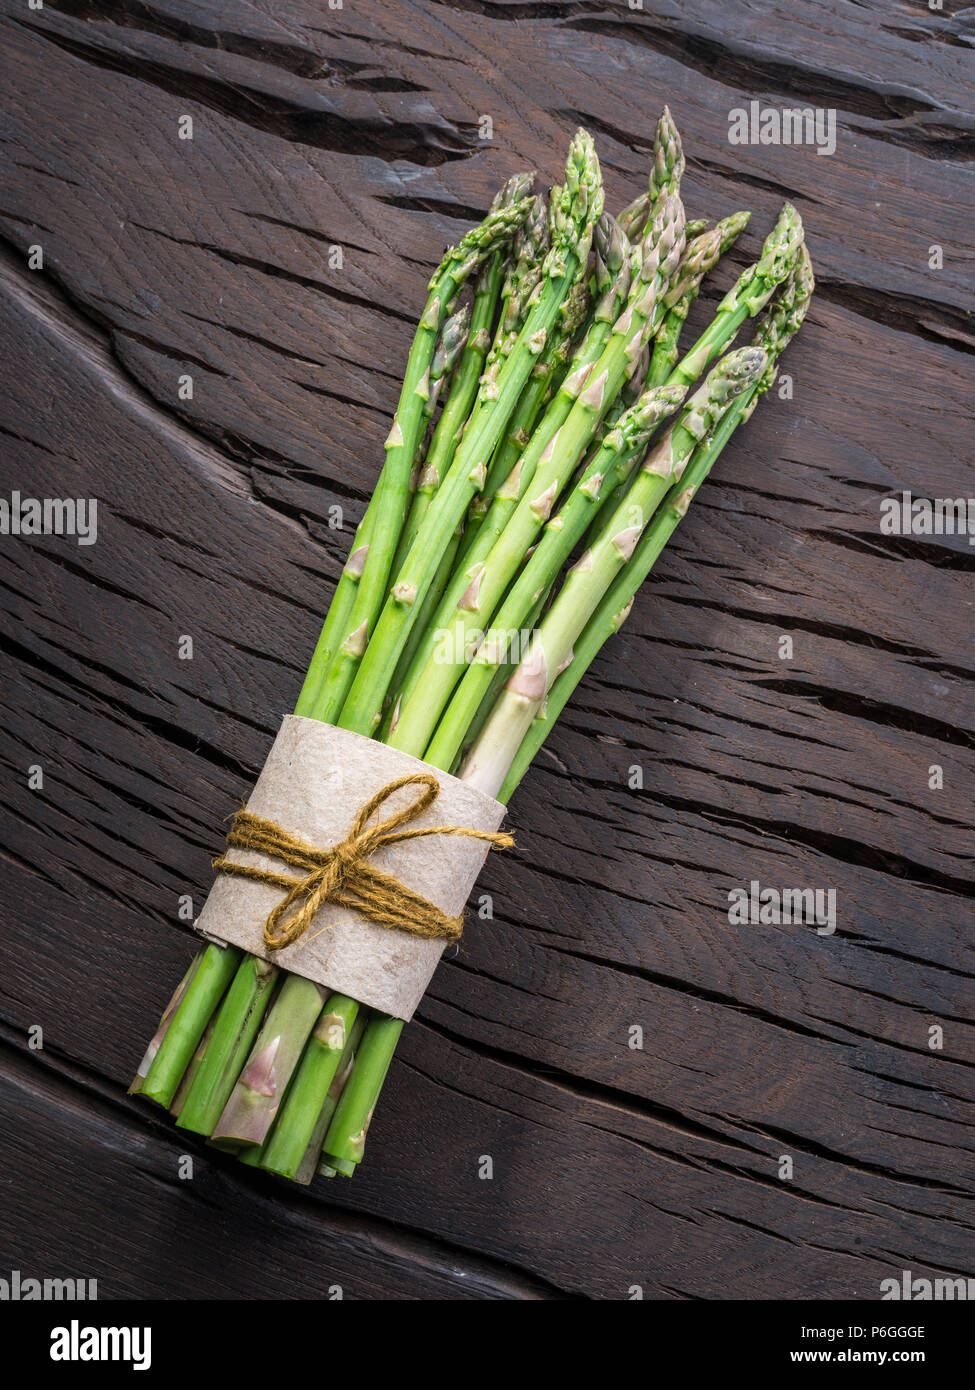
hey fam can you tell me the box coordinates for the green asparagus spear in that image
[388,194,687,757]
[499,245,815,799]
[176,955,279,1136]
[211,974,327,1147]
[296,177,534,722]
[322,1013,404,1166]
[334,130,604,737]
[259,994,360,1180]
[616,105,685,239]
[647,211,751,386]
[138,944,240,1107]
[425,381,687,770]
[459,212,632,560]
[665,201,802,391]
[459,345,767,797]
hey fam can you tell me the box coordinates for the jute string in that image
[212,772,513,950]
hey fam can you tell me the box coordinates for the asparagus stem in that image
[259,994,361,1180]
[175,955,279,1136]
[129,952,201,1093]
[294,1012,366,1185]
[333,132,603,738]
[212,974,326,1146]
[391,259,507,578]
[469,275,591,535]
[304,183,534,725]
[170,1018,213,1118]
[453,213,631,573]
[483,193,552,385]
[322,1154,358,1178]
[499,401,755,802]
[425,381,686,770]
[389,195,687,758]
[462,221,601,554]
[402,259,584,714]
[454,584,551,772]
[293,501,375,719]
[296,188,525,725]
[616,105,685,241]
[498,245,814,800]
[425,304,472,421]
[459,345,767,798]
[401,193,543,572]
[583,203,799,551]
[140,944,240,1107]
[382,526,463,738]
[647,212,751,387]
[665,202,803,391]
[428,238,629,702]
[322,1014,403,1165]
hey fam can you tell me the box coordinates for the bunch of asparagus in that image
[132,114,814,1182]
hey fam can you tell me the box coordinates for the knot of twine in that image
[212,772,513,951]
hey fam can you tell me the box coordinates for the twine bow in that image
[212,773,513,951]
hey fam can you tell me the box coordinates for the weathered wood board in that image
[0,0,972,1299]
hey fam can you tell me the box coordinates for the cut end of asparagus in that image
[324,1154,358,1178]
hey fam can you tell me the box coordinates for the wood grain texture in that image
[0,0,972,1300]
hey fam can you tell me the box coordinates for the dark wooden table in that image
[1,0,972,1301]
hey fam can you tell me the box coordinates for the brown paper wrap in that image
[194,715,505,1020]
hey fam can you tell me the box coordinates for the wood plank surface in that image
[0,0,972,1300]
